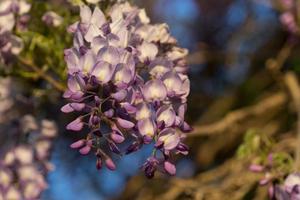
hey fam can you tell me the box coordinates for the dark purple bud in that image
[104,109,114,118]
[66,118,84,131]
[79,145,91,155]
[116,117,135,129]
[144,165,156,179]
[126,141,141,154]
[176,143,189,155]
[143,135,153,144]
[164,161,176,176]
[143,157,159,179]
[70,139,85,149]
[105,158,116,171]
[91,115,101,125]
[95,96,101,107]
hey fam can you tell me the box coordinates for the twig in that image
[189,92,287,136]
[189,41,294,137]
[284,72,300,170]
[18,58,66,92]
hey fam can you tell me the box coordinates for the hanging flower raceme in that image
[62,2,191,178]
[0,0,31,64]
[0,115,57,200]
[278,0,300,35]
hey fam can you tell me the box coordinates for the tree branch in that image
[189,92,287,137]
[18,58,66,92]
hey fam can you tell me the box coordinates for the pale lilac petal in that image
[79,50,96,74]
[158,128,180,150]
[136,103,153,120]
[67,76,82,93]
[157,105,176,127]
[91,7,106,28]
[67,22,79,33]
[91,61,115,84]
[111,89,127,101]
[91,36,107,54]
[138,41,158,62]
[138,119,156,138]
[80,5,92,24]
[162,72,183,96]
[116,117,135,129]
[84,24,103,42]
[112,64,133,86]
[97,46,120,66]
[64,48,79,74]
[143,79,167,102]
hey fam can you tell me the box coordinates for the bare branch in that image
[189,92,287,137]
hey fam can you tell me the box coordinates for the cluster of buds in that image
[62,2,191,178]
[249,153,298,199]
[0,115,57,200]
[42,11,63,28]
[0,0,31,64]
[274,173,300,200]
[278,0,300,35]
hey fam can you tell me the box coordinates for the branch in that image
[284,72,300,170]
[189,92,287,137]
[18,58,66,92]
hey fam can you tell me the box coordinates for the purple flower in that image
[157,128,180,151]
[62,2,191,178]
[142,80,167,102]
[156,105,176,127]
[284,173,300,199]
[138,118,156,138]
[42,11,63,27]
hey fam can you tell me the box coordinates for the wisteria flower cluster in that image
[273,173,300,200]
[0,115,57,200]
[279,0,300,35]
[0,0,31,64]
[62,2,191,178]
[249,152,296,199]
